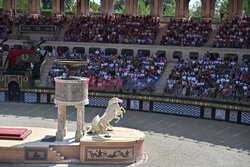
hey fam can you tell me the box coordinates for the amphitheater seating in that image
[0,12,12,39]
[213,17,250,49]
[165,54,249,101]
[15,15,65,27]
[161,19,212,47]
[64,15,159,45]
[48,51,167,92]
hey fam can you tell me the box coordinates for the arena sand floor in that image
[0,102,249,167]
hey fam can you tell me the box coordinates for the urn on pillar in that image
[54,61,89,142]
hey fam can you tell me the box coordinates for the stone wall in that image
[3,40,250,64]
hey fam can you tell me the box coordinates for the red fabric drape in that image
[8,50,35,67]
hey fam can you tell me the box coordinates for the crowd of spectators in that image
[165,53,249,102]
[0,12,12,39]
[64,15,159,44]
[161,19,212,47]
[48,50,166,92]
[213,17,250,48]
[15,15,66,28]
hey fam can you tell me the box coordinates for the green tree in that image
[65,0,76,11]
[16,0,28,13]
[219,0,229,16]
[114,0,125,12]
[138,0,150,16]
[189,1,201,17]
[0,0,3,8]
[163,0,176,16]
[41,0,52,9]
[89,1,100,13]
[243,0,250,16]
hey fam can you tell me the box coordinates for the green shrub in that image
[163,14,175,17]
[92,11,101,15]
[113,12,124,15]
[41,9,52,16]
[192,16,201,19]
[65,10,74,15]
[16,8,27,13]
[0,7,2,12]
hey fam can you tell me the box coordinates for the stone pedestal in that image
[54,77,88,142]
[80,127,145,164]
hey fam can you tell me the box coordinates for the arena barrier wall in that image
[0,90,249,125]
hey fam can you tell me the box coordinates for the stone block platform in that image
[0,126,145,165]
[0,128,32,140]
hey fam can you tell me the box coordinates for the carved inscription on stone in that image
[85,146,134,161]
[25,149,48,161]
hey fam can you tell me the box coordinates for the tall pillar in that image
[28,0,41,15]
[56,105,66,141]
[228,0,244,18]
[125,0,139,15]
[209,0,216,18]
[3,0,16,12]
[175,0,184,18]
[150,0,164,17]
[52,0,65,16]
[101,0,113,15]
[201,0,217,18]
[183,0,190,18]
[75,106,84,142]
[77,0,89,15]
[175,0,180,17]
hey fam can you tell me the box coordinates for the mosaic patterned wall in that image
[241,112,250,124]
[88,97,110,107]
[4,91,249,125]
[0,92,5,102]
[24,93,37,103]
[153,102,200,117]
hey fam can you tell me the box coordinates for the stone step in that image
[154,23,168,45]
[153,63,175,94]
[64,158,80,163]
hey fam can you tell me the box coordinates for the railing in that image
[7,36,30,41]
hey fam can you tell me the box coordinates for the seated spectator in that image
[48,51,167,92]
[0,12,12,39]
[161,19,211,47]
[165,54,249,102]
[15,15,66,29]
[213,17,250,49]
[64,15,159,45]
